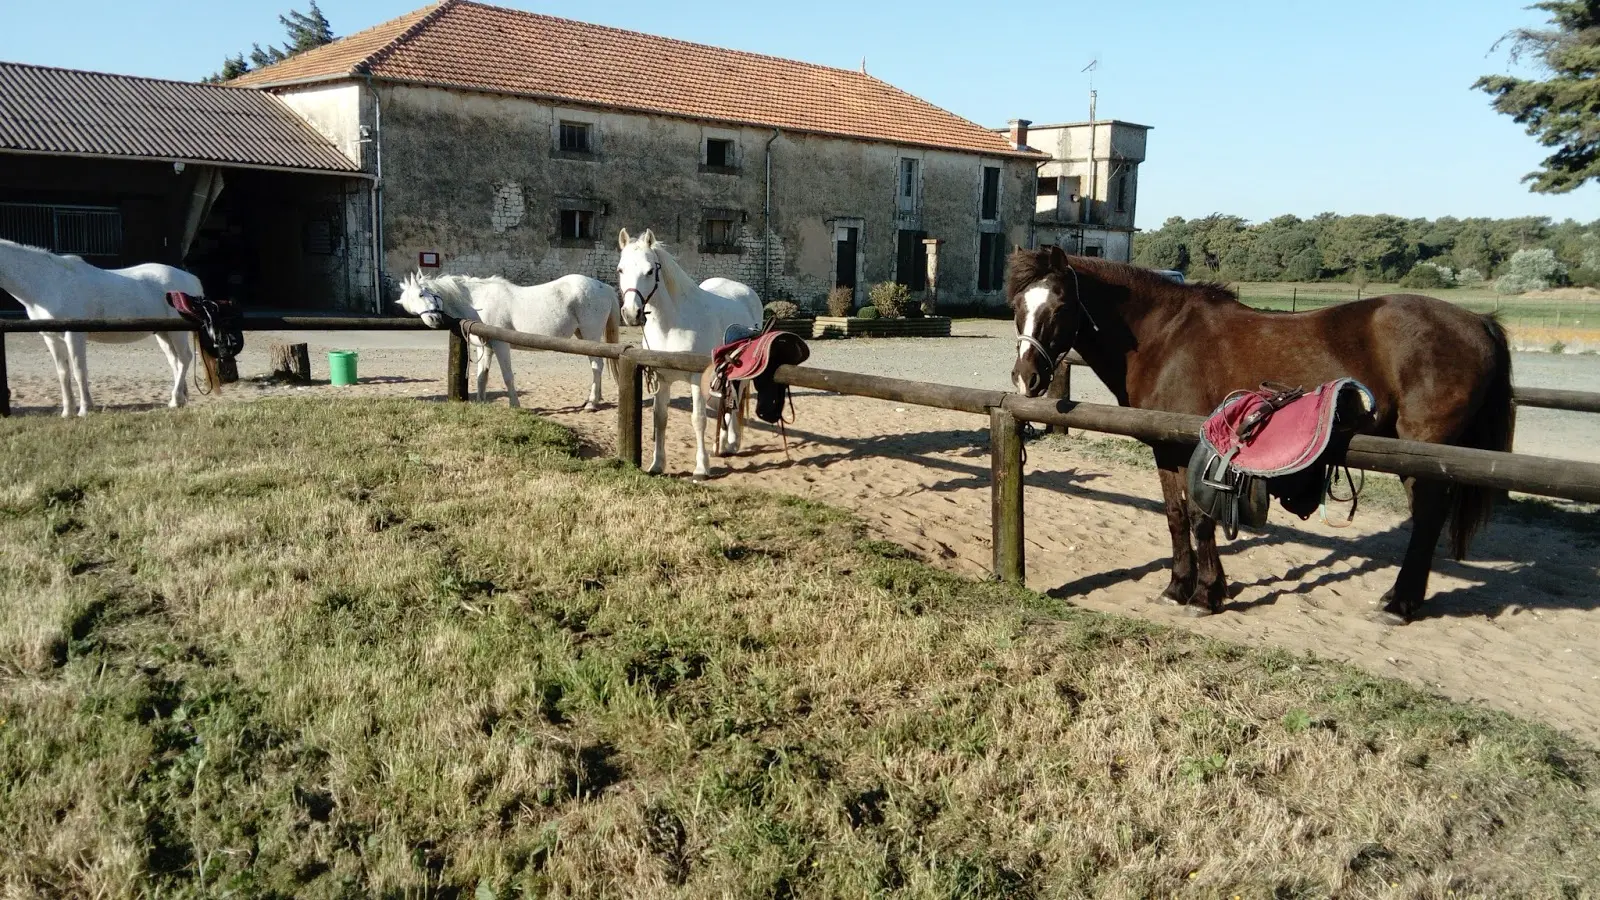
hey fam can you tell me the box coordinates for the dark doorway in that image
[896,229,927,290]
[835,226,858,289]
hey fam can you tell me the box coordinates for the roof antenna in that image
[860,56,867,75]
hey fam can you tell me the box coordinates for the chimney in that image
[1007,118,1031,150]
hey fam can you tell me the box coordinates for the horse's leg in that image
[646,380,670,475]
[154,333,188,408]
[492,341,519,408]
[726,383,745,455]
[1189,512,1227,615]
[1376,477,1452,624]
[1154,446,1198,604]
[690,380,712,479]
[65,332,91,416]
[40,334,75,417]
[584,357,603,411]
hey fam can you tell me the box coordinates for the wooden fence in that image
[4,315,1600,585]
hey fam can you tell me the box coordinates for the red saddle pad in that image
[1202,378,1373,478]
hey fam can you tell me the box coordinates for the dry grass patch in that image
[1,399,1597,898]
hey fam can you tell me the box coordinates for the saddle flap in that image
[1202,378,1374,478]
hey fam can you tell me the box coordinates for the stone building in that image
[1017,118,1151,263]
[234,0,1046,310]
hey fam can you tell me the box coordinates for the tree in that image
[205,3,334,82]
[1474,1,1600,193]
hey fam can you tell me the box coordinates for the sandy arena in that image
[4,320,1598,744]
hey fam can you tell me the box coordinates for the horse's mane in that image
[1007,249,1239,307]
[639,241,698,300]
[0,238,88,269]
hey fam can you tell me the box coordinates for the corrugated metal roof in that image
[233,0,1041,159]
[0,62,361,173]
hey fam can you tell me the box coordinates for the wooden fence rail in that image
[4,315,1598,586]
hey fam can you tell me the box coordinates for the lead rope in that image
[1319,464,1364,528]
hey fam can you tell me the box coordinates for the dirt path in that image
[4,327,1598,744]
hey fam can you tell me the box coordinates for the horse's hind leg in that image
[154,332,190,407]
[471,337,492,402]
[1189,513,1227,615]
[1376,477,1452,625]
[491,341,519,408]
[584,356,603,411]
[720,384,744,455]
[65,332,91,416]
[690,380,712,479]
[1154,446,1199,605]
[40,333,75,417]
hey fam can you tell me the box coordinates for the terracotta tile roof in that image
[232,0,1037,158]
[0,61,360,173]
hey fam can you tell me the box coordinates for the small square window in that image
[707,139,734,168]
[703,217,738,252]
[558,121,592,154]
[1037,176,1060,197]
[560,209,595,240]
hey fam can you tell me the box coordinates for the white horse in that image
[616,228,762,478]
[396,271,620,410]
[0,238,201,417]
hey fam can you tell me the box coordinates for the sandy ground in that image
[5,323,1599,744]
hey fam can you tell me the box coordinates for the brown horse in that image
[1008,246,1513,624]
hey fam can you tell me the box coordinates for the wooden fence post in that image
[990,406,1025,584]
[1,334,10,417]
[446,328,470,402]
[616,352,643,468]
[1044,358,1072,436]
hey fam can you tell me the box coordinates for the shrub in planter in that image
[826,286,854,317]
[763,300,800,320]
[868,281,911,318]
[856,306,881,320]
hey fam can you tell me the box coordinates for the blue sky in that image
[2,0,1593,230]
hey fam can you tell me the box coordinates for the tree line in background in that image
[203,3,334,83]
[1131,213,1600,293]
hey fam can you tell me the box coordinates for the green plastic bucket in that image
[328,350,359,386]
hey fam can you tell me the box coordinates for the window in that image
[0,202,122,257]
[706,138,734,168]
[701,209,740,253]
[981,166,1001,221]
[1037,176,1060,197]
[978,232,1006,292]
[558,121,592,154]
[898,158,920,213]
[1116,172,1129,214]
[1083,244,1102,257]
[559,209,595,241]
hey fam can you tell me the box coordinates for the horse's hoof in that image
[582,403,598,412]
[1370,610,1408,627]
[1181,604,1215,618]
[691,472,710,482]
[1160,583,1192,606]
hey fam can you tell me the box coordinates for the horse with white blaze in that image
[0,238,205,417]
[397,271,620,410]
[616,228,762,478]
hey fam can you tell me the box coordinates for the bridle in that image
[1015,264,1095,373]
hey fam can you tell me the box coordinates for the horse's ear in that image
[618,228,631,250]
[1046,245,1069,267]
[641,229,657,249]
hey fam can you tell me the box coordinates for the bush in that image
[1456,267,1485,285]
[825,286,854,317]
[1399,263,1452,290]
[856,306,881,320]
[868,281,911,318]
[1495,247,1567,295]
[1568,267,1600,288]
[763,300,800,320]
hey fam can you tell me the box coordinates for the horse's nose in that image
[1026,372,1043,395]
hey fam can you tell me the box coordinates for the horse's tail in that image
[602,292,620,382]
[1449,313,1514,560]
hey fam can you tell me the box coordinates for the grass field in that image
[1234,282,1600,338]
[3,400,1598,898]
